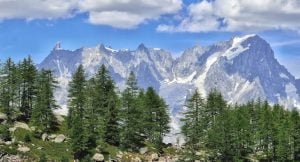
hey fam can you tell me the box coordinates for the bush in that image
[24,133,31,143]
[0,125,11,141]
[60,156,69,162]
[39,153,47,162]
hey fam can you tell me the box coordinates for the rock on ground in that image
[42,133,48,141]
[17,146,30,153]
[92,153,104,162]
[139,147,148,154]
[14,122,31,131]
[54,134,66,143]
[0,112,7,120]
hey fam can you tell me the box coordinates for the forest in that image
[0,57,300,162]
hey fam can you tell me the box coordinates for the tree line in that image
[67,65,170,159]
[1,57,300,161]
[0,57,57,132]
[182,90,300,161]
[0,57,170,160]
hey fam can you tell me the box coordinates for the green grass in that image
[3,119,73,161]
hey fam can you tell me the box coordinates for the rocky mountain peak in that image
[53,41,62,51]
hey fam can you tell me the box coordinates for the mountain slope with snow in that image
[39,35,300,141]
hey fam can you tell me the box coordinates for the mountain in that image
[38,35,300,141]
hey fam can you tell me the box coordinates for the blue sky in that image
[0,0,300,77]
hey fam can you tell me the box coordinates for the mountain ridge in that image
[38,35,300,142]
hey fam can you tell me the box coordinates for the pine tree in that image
[205,90,228,160]
[143,87,170,151]
[103,87,120,146]
[0,58,18,123]
[232,104,252,160]
[84,65,120,146]
[31,69,57,132]
[256,101,274,160]
[19,56,37,120]
[92,65,120,146]
[290,109,300,160]
[67,65,89,159]
[181,90,206,160]
[120,71,144,150]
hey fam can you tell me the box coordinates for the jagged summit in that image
[137,43,147,51]
[39,35,300,142]
[53,41,62,51]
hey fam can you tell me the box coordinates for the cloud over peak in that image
[0,0,182,29]
[1,0,300,33]
[157,0,300,33]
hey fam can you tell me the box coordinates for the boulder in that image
[8,127,16,132]
[17,146,30,153]
[116,151,123,160]
[42,133,48,141]
[54,134,66,143]
[0,155,22,162]
[92,153,104,162]
[37,147,44,150]
[133,157,142,162]
[14,122,31,131]
[5,141,12,145]
[139,147,148,154]
[48,134,57,139]
[158,157,167,162]
[0,112,7,120]
[150,153,159,161]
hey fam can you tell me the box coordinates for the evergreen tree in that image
[103,87,120,146]
[0,58,18,123]
[31,69,57,132]
[67,65,89,159]
[290,109,300,160]
[257,101,273,160]
[92,65,120,146]
[181,90,206,160]
[19,56,37,120]
[143,87,170,150]
[205,90,228,160]
[120,71,144,150]
[232,104,252,160]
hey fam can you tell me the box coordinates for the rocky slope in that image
[38,35,300,142]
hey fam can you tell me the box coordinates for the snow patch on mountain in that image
[38,35,300,143]
[194,51,220,96]
[222,35,254,60]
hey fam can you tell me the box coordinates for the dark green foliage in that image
[143,87,170,151]
[39,153,47,162]
[0,125,11,141]
[24,133,31,143]
[181,90,206,160]
[181,89,300,161]
[0,58,18,123]
[19,56,37,121]
[120,71,145,150]
[87,65,120,146]
[290,109,300,160]
[67,65,89,160]
[31,69,57,132]
[60,156,69,162]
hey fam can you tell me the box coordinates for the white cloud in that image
[0,0,182,29]
[272,40,300,47]
[78,0,182,29]
[0,0,78,20]
[157,0,300,33]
